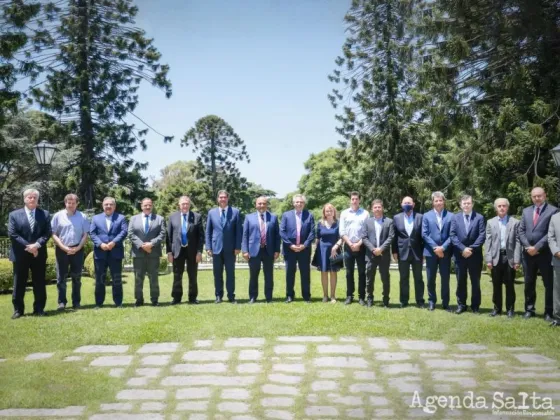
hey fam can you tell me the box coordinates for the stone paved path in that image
[1,337,560,419]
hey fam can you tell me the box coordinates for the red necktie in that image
[533,206,541,227]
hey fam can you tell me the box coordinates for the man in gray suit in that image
[362,199,394,308]
[518,187,558,320]
[485,198,521,318]
[166,195,204,305]
[547,212,560,327]
[128,198,166,306]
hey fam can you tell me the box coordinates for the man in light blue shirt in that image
[339,191,369,305]
[51,193,90,309]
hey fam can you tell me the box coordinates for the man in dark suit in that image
[129,198,166,307]
[8,188,52,319]
[362,199,394,308]
[392,196,425,308]
[89,197,128,308]
[422,191,453,311]
[166,195,204,304]
[242,196,280,303]
[280,194,315,303]
[485,198,521,318]
[547,211,560,327]
[518,187,558,320]
[450,194,486,314]
[206,190,242,303]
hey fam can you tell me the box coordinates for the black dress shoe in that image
[455,306,467,314]
[489,309,501,317]
[544,314,553,322]
[135,300,144,307]
[266,299,272,304]
[416,303,426,309]
[400,303,409,308]
[550,320,559,327]
[215,297,223,304]
[189,299,199,305]
[285,296,293,303]
[428,302,435,311]
[367,299,373,308]
[523,311,534,319]
[229,299,237,304]
[34,311,47,317]
[358,298,366,306]
[151,301,159,307]
[171,299,181,305]
[507,310,515,318]
[248,298,256,304]
[472,308,480,314]
[344,296,353,305]
[11,311,21,320]
[304,300,311,304]
[383,301,389,308]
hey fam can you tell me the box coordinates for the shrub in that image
[83,252,112,283]
[45,253,57,281]
[159,257,169,273]
[0,259,12,291]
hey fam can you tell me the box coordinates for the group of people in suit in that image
[6,186,560,327]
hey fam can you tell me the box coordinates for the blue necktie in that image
[221,209,226,227]
[181,214,188,246]
[144,215,150,234]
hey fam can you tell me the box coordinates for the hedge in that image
[0,253,58,292]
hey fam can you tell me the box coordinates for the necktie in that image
[260,213,266,246]
[28,210,35,231]
[221,209,226,227]
[533,206,541,226]
[296,211,302,245]
[181,214,188,246]
[144,215,150,234]
[465,214,470,231]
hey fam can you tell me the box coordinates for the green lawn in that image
[0,268,557,411]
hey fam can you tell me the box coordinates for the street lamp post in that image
[32,140,57,212]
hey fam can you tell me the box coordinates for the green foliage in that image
[159,257,168,273]
[182,115,251,201]
[0,259,11,291]
[83,251,111,283]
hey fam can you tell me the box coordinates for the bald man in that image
[392,196,425,308]
[518,187,558,321]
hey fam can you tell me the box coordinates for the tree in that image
[329,0,432,211]
[29,0,172,210]
[182,115,250,201]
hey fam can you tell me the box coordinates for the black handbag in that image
[311,247,320,268]
[329,249,347,268]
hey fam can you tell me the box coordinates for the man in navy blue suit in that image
[206,190,243,303]
[392,196,425,308]
[280,194,315,303]
[242,196,280,303]
[450,194,486,314]
[518,187,558,320]
[8,188,52,319]
[89,197,128,308]
[422,191,453,311]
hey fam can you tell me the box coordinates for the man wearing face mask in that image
[450,194,486,314]
[392,196,425,308]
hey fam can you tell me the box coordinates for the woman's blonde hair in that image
[321,203,338,225]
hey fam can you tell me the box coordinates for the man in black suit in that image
[392,196,425,308]
[8,188,52,319]
[518,187,558,320]
[166,195,204,304]
[362,199,394,308]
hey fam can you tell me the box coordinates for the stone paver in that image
[424,359,475,369]
[100,403,132,411]
[162,375,256,387]
[25,352,54,361]
[262,384,299,396]
[176,401,209,411]
[137,343,179,353]
[264,409,294,420]
[237,363,261,374]
[140,402,166,411]
[193,340,212,348]
[109,368,125,377]
[239,349,263,360]
[75,345,129,353]
[273,345,306,355]
[217,402,249,413]
[136,368,161,378]
[311,380,338,391]
[272,363,305,373]
[317,370,344,378]
[346,408,365,418]
[316,344,362,354]
[116,389,166,400]
[370,396,389,406]
[183,350,230,361]
[0,407,85,417]
[269,373,302,384]
[349,383,383,393]
[329,394,362,405]
[127,377,148,386]
[398,340,446,351]
[90,415,164,420]
[375,352,410,361]
[305,406,338,416]
[140,355,170,366]
[382,363,420,375]
[388,377,422,393]
[91,356,133,367]
[277,336,331,342]
[261,397,295,407]
[314,357,368,369]
[514,353,556,364]
[225,338,265,347]
[354,371,375,380]
[176,387,211,399]
[368,338,390,349]
[221,388,251,399]
[456,343,487,351]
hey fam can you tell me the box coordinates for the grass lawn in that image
[0,267,558,413]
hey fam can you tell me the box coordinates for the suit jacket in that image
[128,213,166,259]
[89,212,128,260]
[450,211,485,259]
[205,206,242,254]
[518,203,558,254]
[422,209,453,257]
[242,211,280,258]
[166,211,204,258]
[547,213,560,267]
[485,216,521,267]
[391,212,423,261]
[362,216,394,262]
[280,209,315,254]
[8,207,51,262]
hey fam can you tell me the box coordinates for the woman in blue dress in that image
[315,203,343,303]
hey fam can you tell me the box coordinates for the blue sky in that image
[131,0,350,197]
